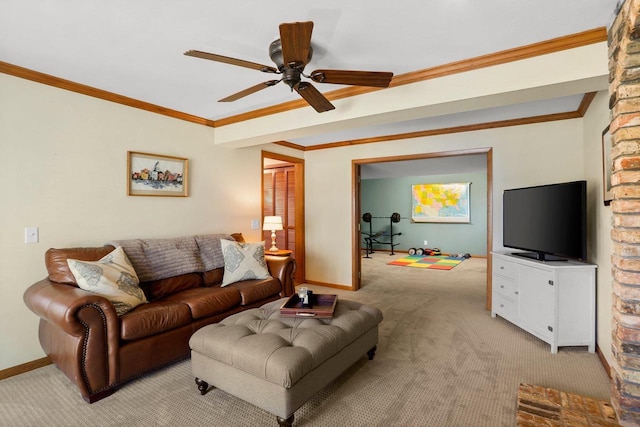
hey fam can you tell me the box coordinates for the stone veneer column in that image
[610,0,640,425]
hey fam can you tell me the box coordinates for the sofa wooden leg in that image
[277,415,294,426]
[367,345,377,360]
[195,378,210,395]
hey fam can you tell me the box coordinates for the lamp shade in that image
[262,216,283,231]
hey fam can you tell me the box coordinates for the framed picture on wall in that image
[411,183,470,223]
[127,151,188,197]
[602,125,613,206]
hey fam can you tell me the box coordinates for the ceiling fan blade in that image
[184,50,278,73]
[219,80,280,102]
[310,69,394,87]
[294,82,335,113]
[279,21,314,67]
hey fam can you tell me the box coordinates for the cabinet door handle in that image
[500,285,505,288]
[500,304,504,308]
[514,291,519,295]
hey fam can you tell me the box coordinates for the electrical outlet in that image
[424,240,428,247]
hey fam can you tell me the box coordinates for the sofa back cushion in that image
[141,272,204,301]
[194,234,233,272]
[108,237,204,282]
[45,233,244,288]
[203,267,224,287]
[46,246,116,285]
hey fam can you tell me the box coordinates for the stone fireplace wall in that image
[609,0,640,425]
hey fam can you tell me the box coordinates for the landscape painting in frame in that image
[411,183,470,223]
[128,151,188,197]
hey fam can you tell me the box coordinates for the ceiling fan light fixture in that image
[282,68,301,89]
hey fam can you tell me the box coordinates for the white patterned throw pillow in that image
[220,240,271,286]
[67,246,147,315]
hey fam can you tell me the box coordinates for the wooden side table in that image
[265,249,293,257]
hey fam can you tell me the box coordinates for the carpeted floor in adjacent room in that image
[0,253,612,426]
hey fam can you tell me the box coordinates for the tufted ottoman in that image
[189,297,383,426]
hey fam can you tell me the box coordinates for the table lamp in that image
[263,216,283,251]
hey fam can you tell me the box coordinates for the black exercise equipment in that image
[361,212,406,257]
[362,212,404,223]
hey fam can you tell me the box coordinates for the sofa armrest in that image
[23,278,121,402]
[24,278,119,336]
[265,255,296,297]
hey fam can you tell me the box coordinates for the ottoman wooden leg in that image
[195,378,211,395]
[277,415,294,426]
[367,345,377,360]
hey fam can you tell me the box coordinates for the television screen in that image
[503,181,587,261]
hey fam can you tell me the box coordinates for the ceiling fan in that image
[184,21,394,113]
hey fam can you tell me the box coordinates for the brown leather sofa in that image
[23,233,295,403]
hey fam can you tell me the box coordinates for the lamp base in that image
[270,230,278,252]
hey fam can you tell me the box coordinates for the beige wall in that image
[583,90,614,366]
[0,74,267,369]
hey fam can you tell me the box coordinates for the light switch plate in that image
[251,219,260,230]
[25,227,39,243]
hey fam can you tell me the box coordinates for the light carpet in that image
[0,253,612,426]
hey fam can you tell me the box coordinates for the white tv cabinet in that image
[491,252,596,353]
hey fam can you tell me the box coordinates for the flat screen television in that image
[502,180,587,261]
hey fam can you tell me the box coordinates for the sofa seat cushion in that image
[120,301,192,341]
[162,287,242,320]
[228,277,281,306]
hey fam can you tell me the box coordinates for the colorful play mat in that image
[387,255,465,270]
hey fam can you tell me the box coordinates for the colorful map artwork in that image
[411,183,470,223]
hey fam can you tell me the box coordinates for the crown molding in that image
[275,92,597,152]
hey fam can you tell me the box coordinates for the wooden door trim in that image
[262,151,305,284]
[352,148,493,305]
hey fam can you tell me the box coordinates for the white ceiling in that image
[0,1,620,147]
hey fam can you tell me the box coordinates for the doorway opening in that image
[352,148,493,310]
[262,151,305,285]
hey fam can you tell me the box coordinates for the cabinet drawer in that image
[493,274,517,298]
[493,257,517,280]
[493,293,517,322]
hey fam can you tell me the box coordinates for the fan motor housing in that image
[269,39,313,71]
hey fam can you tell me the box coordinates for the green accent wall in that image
[361,172,487,255]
